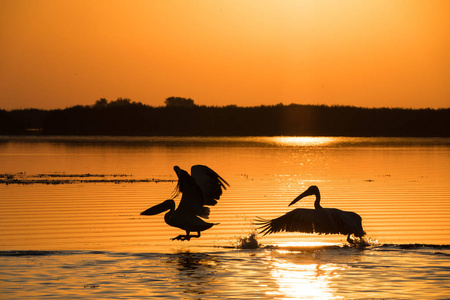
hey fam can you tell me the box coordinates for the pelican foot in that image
[347,234,355,245]
[347,234,369,248]
[171,235,191,241]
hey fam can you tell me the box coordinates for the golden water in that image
[1,136,449,250]
[1,136,449,299]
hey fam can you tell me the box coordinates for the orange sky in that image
[1,0,449,110]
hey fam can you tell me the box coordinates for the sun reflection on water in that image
[276,241,337,248]
[268,259,345,299]
[270,136,337,147]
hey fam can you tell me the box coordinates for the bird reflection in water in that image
[169,252,218,297]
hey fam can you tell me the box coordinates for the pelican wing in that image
[330,209,366,237]
[257,209,314,235]
[175,167,209,219]
[256,208,348,236]
[190,165,229,206]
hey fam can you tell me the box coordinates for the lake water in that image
[1,136,449,299]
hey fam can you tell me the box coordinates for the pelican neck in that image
[314,191,322,209]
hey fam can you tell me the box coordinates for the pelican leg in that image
[182,231,202,240]
[189,231,201,239]
[171,234,190,241]
[171,235,186,241]
[171,231,194,241]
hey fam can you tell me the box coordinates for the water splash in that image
[347,235,379,248]
[235,232,260,249]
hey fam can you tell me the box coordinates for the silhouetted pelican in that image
[140,165,229,241]
[256,186,366,244]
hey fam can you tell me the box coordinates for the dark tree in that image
[164,97,196,107]
[93,98,108,109]
[1,98,449,137]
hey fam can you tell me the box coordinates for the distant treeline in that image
[1,98,449,137]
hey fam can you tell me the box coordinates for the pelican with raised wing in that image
[256,185,366,244]
[141,165,229,241]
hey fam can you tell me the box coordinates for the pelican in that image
[140,165,229,241]
[256,185,366,244]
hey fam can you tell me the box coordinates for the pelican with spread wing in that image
[256,185,366,244]
[140,165,229,241]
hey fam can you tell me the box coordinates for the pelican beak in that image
[288,187,316,206]
[140,200,173,215]
[173,166,181,177]
[289,191,309,206]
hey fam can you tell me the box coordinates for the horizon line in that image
[2,101,449,112]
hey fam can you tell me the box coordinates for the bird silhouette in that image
[256,185,366,244]
[141,165,229,241]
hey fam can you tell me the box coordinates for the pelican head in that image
[172,165,198,197]
[289,185,320,207]
[174,165,191,183]
[140,199,175,215]
[173,165,181,175]
[173,165,189,178]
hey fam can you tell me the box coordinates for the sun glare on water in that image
[271,137,336,147]
[268,241,346,298]
[276,241,337,249]
[277,241,337,247]
[268,260,344,299]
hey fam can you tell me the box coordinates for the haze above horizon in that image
[1,0,449,110]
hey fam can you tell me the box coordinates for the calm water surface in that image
[1,136,449,299]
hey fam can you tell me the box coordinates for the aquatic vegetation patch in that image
[0,250,82,256]
[0,172,176,185]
